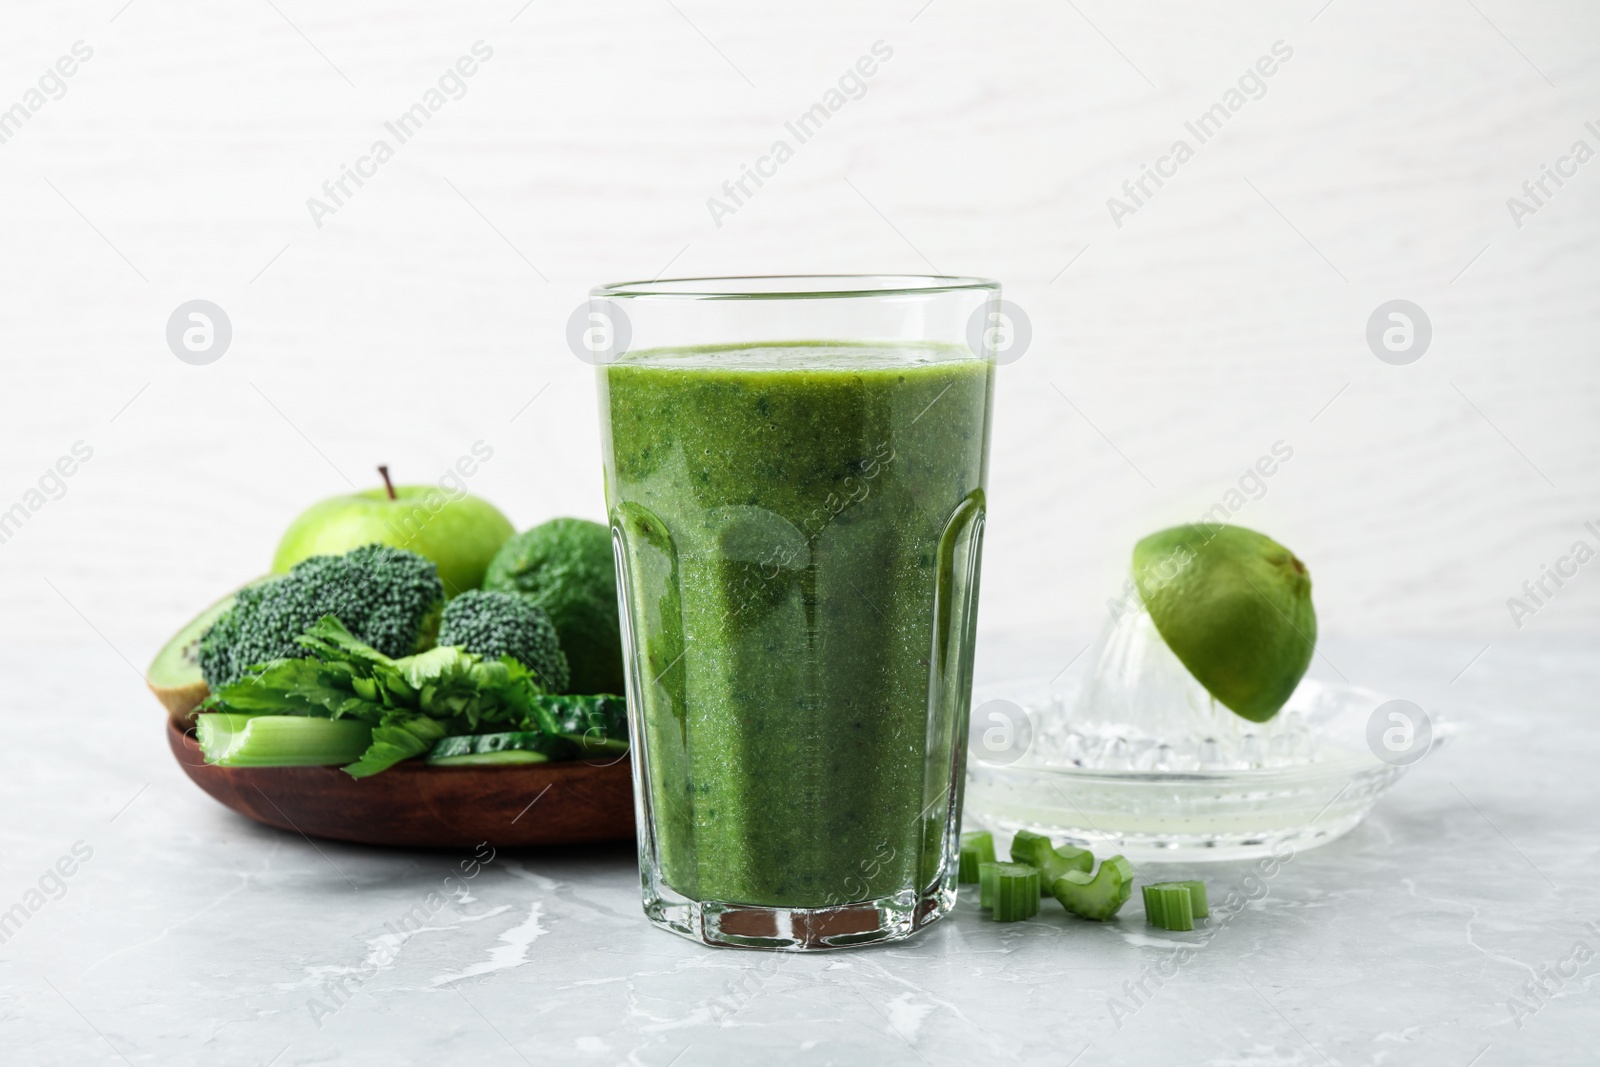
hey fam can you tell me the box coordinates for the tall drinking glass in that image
[591,276,998,949]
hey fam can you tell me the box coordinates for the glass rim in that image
[592,274,1000,301]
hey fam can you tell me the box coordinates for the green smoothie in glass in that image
[594,278,997,949]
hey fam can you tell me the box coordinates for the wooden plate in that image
[167,719,636,848]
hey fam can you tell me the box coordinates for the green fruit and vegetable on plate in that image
[148,446,1313,932]
[146,467,628,777]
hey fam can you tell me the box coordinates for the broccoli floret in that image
[199,544,444,689]
[483,518,621,694]
[439,589,570,692]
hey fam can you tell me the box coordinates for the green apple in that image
[272,473,515,597]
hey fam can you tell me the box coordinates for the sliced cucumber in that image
[428,750,551,767]
[196,713,373,767]
[529,694,629,755]
[426,731,563,767]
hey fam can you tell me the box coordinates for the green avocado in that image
[1133,523,1315,724]
[483,518,623,695]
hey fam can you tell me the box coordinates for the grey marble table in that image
[2,636,1594,1066]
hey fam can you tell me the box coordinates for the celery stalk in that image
[196,713,373,767]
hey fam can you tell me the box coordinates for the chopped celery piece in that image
[980,862,1040,921]
[1172,879,1208,918]
[978,859,1030,909]
[1010,830,1093,894]
[959,831,996,883]
[195,713,373,767]
[1009,830,1051,862]
[1142,883,1195,931]
[1050,855,1134,922]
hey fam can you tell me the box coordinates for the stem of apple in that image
[377,465,396,500]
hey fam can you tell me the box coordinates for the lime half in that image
[1133,524,1316,723]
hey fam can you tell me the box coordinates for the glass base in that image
[642,879,957,950]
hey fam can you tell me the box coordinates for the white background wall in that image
[2,0,1596,674]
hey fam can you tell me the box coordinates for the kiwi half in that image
[146,580,265,725]
[1133,524,1315,724]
